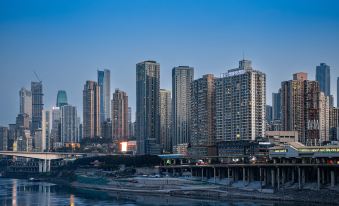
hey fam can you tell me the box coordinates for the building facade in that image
[42,110,51,151]
[190,74,215,156]
[215,60,266,142]
[31,81,43,133]
[136,60,161,155]
[98,69,111,123]
[160,89,172,153]
[112,89,129,141]
[83,81,100,139]
[172,66,194,151]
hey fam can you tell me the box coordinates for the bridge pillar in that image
[331,170,335,187]
[242,167,246,183]
[302,168,305,185]
[271,168,275,188]
[43,159,47,173]
[298,167,301,190]
[277,167,280,190]
[282,168,286,184]
[227,167,230,179]
[214,167,216,183]
[201,168,204,181]
[291,168,295,183]
[259,167,262,190]
[317,167,321,190]
[39,161,43,173]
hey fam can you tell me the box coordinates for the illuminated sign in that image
[120,142,128,152]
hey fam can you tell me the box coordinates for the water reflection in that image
[0,178,326,206]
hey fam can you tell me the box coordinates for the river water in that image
[0,178,322,206]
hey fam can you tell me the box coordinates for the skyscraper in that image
[272,90,281,121]
[172,66,194,150]
[136,60,160,155]
[215,60,266,142]
[98,69,111,123]
[31,81,43,133]
[61,105,79,144]
[19,88,32,119]
[160,89,172,153]
[50,107,61,149]
[56,90,68,107]
[266,105,273,123]
[112,89,128,141]
[337,77,339,107]
[316,63,330,96]
[41,110,50,151]
[191,74,215,156]
[281,73,329,145]
[83,81,100,139]
[0,126,8,151]
[128,107,134,138]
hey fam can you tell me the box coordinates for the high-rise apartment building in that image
[56,90,68,107]
[128,107,134,138]
[61,105,79,144]
[160,89,172,153]
[316,63,330,96]
[272,90,281,121]
[0,126,8,151]
[19,88,32,119]
[215,60,266,142]
[98,69,111,123]
[281,73,329,145]
[172,66,194,150]
[42,110,51,151]
[112,89,128,141]
[83,81,100,139]
[329,107,339,141]
[136,60,161,155]
[50,107,61,148]
[190,74,215,156]
[266,105,273,123]
[31,81,43,133]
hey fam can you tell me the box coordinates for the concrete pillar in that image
[43,159,47,173]
[271,168,275,188]
[201,168,204,181]
[38,161,43,173]
[322,168,325,184]
[227,168,230,179]
[277,167,280,190]
[282,168,286,184]
[331,170,335,187]
[243,167,246,183]
[259,167,262,190]
[214,167,216,183]
[298,167,301,190]
[302,168,305,185]
[317,167,321,190]
[291,168,295,183]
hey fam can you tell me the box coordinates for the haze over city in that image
[1,0,339,125]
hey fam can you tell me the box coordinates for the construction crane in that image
[33,71,42,83]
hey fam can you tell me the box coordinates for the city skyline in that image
[1,0,339,125]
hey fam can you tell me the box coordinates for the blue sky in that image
[1,0,339,125]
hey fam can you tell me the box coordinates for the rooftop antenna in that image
[33,71,42,83]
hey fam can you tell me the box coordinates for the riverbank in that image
[69,176,339,205]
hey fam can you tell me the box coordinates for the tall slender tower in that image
[19,88,32,119]
[172,66,194,151]
[111,89,128,141]
[136,60,160,155]
[83,81,100,139]
[31,81,43,133]
[98,69,111,123]
[160,89,172,153]
[191,74,215,156]
[272,90,281,121]
[316,63,330,96]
